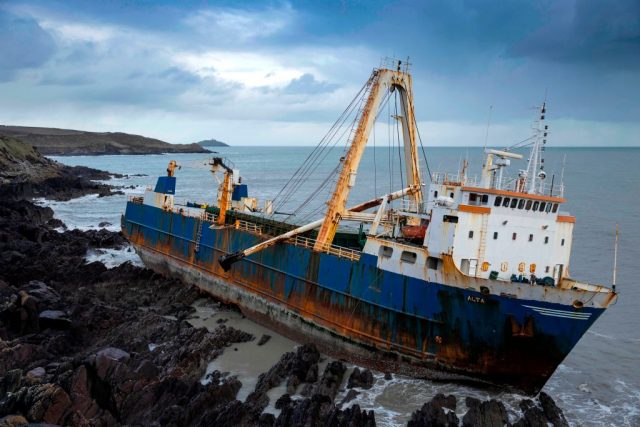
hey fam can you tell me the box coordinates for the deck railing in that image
[431,172,565,197]
[234,219,263,235]
[289,235,362,261]
[130,196,361,261]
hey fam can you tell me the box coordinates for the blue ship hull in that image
[122,201,604,394]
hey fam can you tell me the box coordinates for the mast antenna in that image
[482,105,493,166]
[613,223,619,292]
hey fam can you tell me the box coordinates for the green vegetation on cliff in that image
[0,125,211,156]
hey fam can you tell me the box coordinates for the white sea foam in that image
[85,246,143,269]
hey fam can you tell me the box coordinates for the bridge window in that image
[533,201,540,211]
[544,236,549,244]
[379,246,393,258]
[481,194,489,205]
[493,232,498,240]
[434,190,438,198]
[545,203,552,213]
[561,238,565,246]
[539,202,546,212]
[518,199,525,209]
[427,257,440,270]
[468,230,474,239]
[525,200,532,210]
[443,215,458,223]
[401,251,417,264]
[529,234,534,242]
[494,196,502,207]
[510,198,518,208]
[502,197,510,207]
[552,203,559,213]
[469,193,478,205]
[512,232,517,240]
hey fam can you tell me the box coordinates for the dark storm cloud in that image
[0,9,56,81]
[510,0,640,69]
[0,0,637,145]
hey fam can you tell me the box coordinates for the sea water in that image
[43,146,640,426]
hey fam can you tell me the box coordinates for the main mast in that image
[314,63,423,250]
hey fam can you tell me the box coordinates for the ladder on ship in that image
[194,219,203,253]
[477,213,489,276]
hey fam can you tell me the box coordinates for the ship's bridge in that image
[423,170,573,286]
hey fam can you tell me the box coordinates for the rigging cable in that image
[402,82,432,182]
[269,77,370,214]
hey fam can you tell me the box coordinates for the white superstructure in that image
[363,103,575,287]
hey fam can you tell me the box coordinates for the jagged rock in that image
[276,394,376,427]
[0,370,22,395]
[0,414,28,427]
[20,281,61,307]
[249,344,320,402]
[462,396,509,427]
[314,361,346,400]
[258,334,271,346]
[259,412,276,426]
[25,367,46,385]
[275,394,292,410]
[539,392,569,427]
[96,347,130,362]
[340,389,360,405]
[98,221,113,228]
[384,372,393,380]
[408,393,458,427]
[21,383,72,424]
[19,291,40,334]
[135,359,159,379]
[514,392,569,427]
[38,310,71,330]
[347,367,374,389]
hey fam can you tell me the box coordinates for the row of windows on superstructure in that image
[494,196,559,213]
[468,230,565,246]
[468,192,559,213]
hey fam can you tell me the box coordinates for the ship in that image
[122,62,617,394]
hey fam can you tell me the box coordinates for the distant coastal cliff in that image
[0,125,210,156]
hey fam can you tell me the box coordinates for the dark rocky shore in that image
[0,138,570,426]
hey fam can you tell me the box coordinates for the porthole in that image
[379,246,393,258]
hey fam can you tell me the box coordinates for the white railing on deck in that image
[289,235,361,261]
[129,197,361,261]
[431,172,479,186]
[400,199,430,214]
[234,219,263,235]
[431,172,565,197]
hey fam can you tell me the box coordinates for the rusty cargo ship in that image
[122,63,617,394]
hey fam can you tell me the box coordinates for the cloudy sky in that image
[1,0,638,146]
